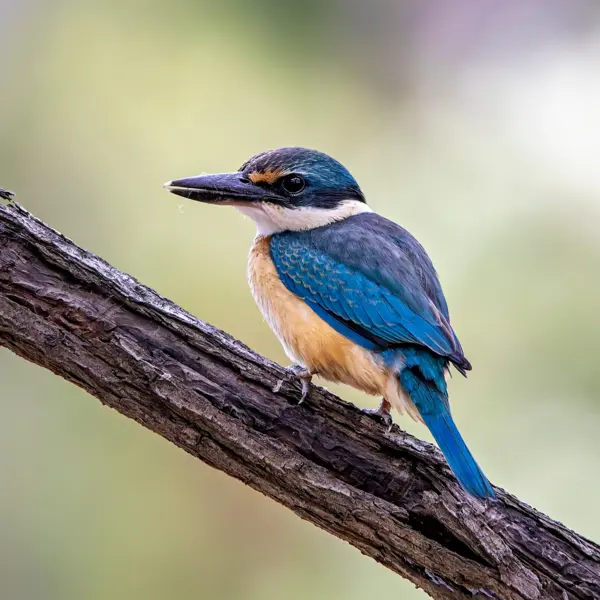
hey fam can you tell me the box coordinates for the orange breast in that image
[247,236,389,396]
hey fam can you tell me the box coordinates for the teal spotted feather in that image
[271,234,458,357]
[270,213,495,499]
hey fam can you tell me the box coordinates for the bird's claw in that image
[362,399,393,432]
[298,376,311,404]
[273,364,313,404]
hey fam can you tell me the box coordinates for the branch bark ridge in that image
[0,201,598,600]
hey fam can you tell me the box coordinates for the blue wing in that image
[270,213,469,368]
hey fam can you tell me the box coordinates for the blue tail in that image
[399,362,495,499]
[421,407,495,499]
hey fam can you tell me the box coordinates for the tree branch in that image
[0,200,598,600]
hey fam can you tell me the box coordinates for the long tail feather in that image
[421,407,495,499]
[399,364,495,499]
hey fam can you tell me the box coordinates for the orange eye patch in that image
[248,169,288,185]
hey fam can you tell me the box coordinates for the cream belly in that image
[247,236,417,417]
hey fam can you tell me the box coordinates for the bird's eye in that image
[281,174,306,195]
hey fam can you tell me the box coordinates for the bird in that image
[164,147,495,499]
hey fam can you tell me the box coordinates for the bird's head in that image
[164,147,370,235]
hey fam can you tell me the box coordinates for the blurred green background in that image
[1,1,600,598]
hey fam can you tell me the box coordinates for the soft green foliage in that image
[1,1,599,598]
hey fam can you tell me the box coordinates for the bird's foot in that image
[362,398,393,431]
[273,364,313,404]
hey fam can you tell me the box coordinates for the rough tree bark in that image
[0,198,598,600]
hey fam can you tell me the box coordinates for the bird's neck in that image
[236,200,372,237]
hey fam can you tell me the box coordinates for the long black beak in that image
[163,172,279,205]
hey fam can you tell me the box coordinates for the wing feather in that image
[270,231,460,360]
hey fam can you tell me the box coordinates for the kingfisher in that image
[165,147,495,499]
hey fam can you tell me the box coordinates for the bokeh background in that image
[1,1,600,598]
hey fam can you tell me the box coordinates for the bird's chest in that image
[247,236,325,364]
[247,236,387,395]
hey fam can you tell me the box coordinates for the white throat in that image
[236,200,372,236]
